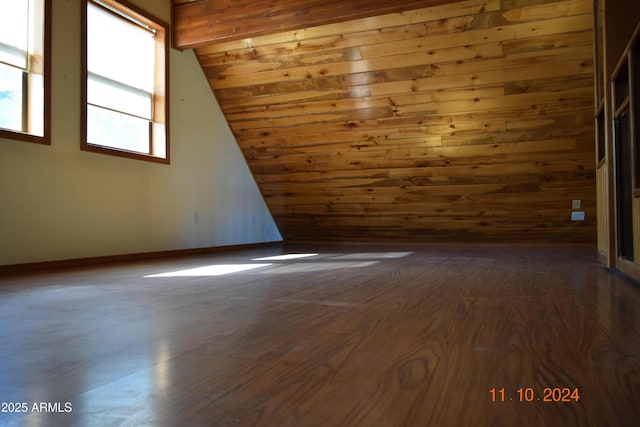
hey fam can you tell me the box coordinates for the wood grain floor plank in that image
[1,244,639,426]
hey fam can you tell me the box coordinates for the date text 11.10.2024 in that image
[489,387,580,402]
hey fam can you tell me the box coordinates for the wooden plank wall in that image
[190,0,596,242]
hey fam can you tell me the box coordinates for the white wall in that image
[0,0,281,266]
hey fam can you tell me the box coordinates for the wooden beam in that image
[173,0,455,49]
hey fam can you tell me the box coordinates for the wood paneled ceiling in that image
[173,0,597,243]
[173,0,455,48]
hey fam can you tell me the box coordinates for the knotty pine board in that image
[186,0,597,242]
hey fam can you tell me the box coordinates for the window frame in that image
[0,0,51,145]
[632,35,640,196]
[81,0,170,164]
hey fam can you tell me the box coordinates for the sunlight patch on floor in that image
[262,261,378,273]
[145,264,272,277]
[329,252,413,259]
[252,253,319,261]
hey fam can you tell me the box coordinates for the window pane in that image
[28,72,44,136]
[87,105,150,154]
[0,64,24,132]
[88,74,152,119]
[0,44,28,70]
[0,0,29,68]
[87,3,154,92]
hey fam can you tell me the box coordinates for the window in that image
[82,0,169,163]
[0,0,50,144]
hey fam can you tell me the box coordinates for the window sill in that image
[0,129,50,145]
[81,143,169,164]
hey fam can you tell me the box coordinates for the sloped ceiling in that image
[173,0,596,242]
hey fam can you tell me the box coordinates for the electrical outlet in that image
[571,211,585,221]
[193,211,199,225]
[571,200,581,209]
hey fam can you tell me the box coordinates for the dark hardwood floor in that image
[1,243,640,426]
